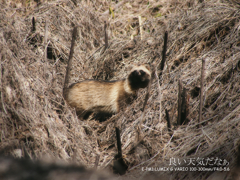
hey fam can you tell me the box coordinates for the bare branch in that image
[63,26,78,98]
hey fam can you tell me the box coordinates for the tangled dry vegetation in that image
[1,0,240,179]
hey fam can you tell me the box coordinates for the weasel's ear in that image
[127,63,136,71]
[144,63,151,71]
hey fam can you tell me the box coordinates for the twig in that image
[199,59,205,124]
[155,70,162,126]
[0,62,7,114]
[138,16,143,40]
[194,143,202,155]
[104,21,108,52]
[142,83,151,112]
[165,109,171,131]
[159,31,168,77]
[177,79,182,125]
[94,154,100,169]
[141,124,160,133]
[189,115,218,128]
[113,127,128,175]
[32,17,36,32]
[176,80,188,126]
[181,87,187,125]
[116,127,122,157]
[44,19,48,61]
[70,0,77,6]
[159,32,168,70]
[236,142,240,167]
[141,65,155,114]
[63,26,78,98]
[202,128,213,142]
[87,45,104,60]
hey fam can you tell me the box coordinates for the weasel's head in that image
[127,64,151,90]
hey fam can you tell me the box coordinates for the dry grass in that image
[0,0,240,179]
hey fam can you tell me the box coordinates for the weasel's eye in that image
[133,70,138,75]
[140,70,145,75]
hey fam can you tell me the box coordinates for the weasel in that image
[64,64,151,119]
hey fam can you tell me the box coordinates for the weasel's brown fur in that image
[64,64,151,119]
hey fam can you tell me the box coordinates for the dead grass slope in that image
[0,0,240,179]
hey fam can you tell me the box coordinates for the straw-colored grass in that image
[0,0,240,179]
